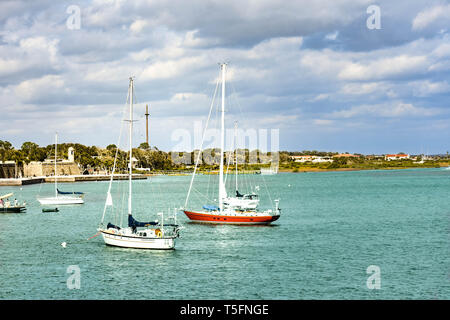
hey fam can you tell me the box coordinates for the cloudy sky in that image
[1,0,449,154]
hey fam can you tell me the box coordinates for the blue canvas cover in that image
[57,188,84,195]
[128,214,158,228]
[203,205,219,211]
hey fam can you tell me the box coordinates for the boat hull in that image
[38,196,84,205]
[1,206,26,213]
[183,210,280,225]
[100,230,175,250]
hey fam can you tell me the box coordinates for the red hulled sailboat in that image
[183,63,281,225]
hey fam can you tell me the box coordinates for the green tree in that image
[0,140,13,163]
[139,142,150,150]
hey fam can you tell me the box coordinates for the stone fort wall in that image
[0,163,24,178]
[24,162,81,177]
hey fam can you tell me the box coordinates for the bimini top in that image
[203,205,219,211]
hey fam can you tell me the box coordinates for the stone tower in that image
[68,147,75,162]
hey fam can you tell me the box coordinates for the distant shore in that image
[278,163,450,173]
[1,163,449,186]
[0,174,147,186]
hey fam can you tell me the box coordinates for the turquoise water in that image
[0,168,449,299]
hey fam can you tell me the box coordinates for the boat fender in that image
[155,229,162,237]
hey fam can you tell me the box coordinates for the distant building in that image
[131,157,139,169]
[333,153,359,158]
[291,155,314,162]
[385,154,410,161]
[25,148,81,177]
[68,147,75,162]
[312,156,333,163]
[290,155,333,163]
[365,155,384,160]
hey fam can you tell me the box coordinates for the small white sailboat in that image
[37,133,84,205]
[98,77,181,249]
[183,63,280,225]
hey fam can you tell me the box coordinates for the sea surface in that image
[0,168,449,300]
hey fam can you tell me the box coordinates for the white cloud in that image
[310,93,330,101]
[257,114,299,127]
[0,36,60,80]
[14,75,65,102]
[129,19,149,34]
[338,55,428,81]
[139,56,205,80]
[412,80,450,96]
[330,102,442,119]
[313,119,334,125]
[325,31,339,41]
[432,42,450,57]
[0,58,25,77]
[412,4,450,30]
[339,82,390,95]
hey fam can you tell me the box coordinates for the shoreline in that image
[0,174,147,186]
[279,165,448,173]
[1,165,448,185]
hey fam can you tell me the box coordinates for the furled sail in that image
[128,214,158,228]
[105,192,113,206]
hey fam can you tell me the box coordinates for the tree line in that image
[2,140,447,173]
[1,140,283,172]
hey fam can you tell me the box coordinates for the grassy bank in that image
[133,160,450,175]
[280,160,449,173]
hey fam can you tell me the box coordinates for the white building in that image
[290,155,333,163]
[385,154,410,161]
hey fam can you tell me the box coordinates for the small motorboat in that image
[0,193,26,213]
[42,208,59,212]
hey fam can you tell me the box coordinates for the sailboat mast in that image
[128,77,133,216]
[55,132,58,198]
[234,121,238,193]
[219,63,226,212]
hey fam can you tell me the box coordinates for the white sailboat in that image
[97,77,181,249]
[37,133,84,205]
[183,63,280,225]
